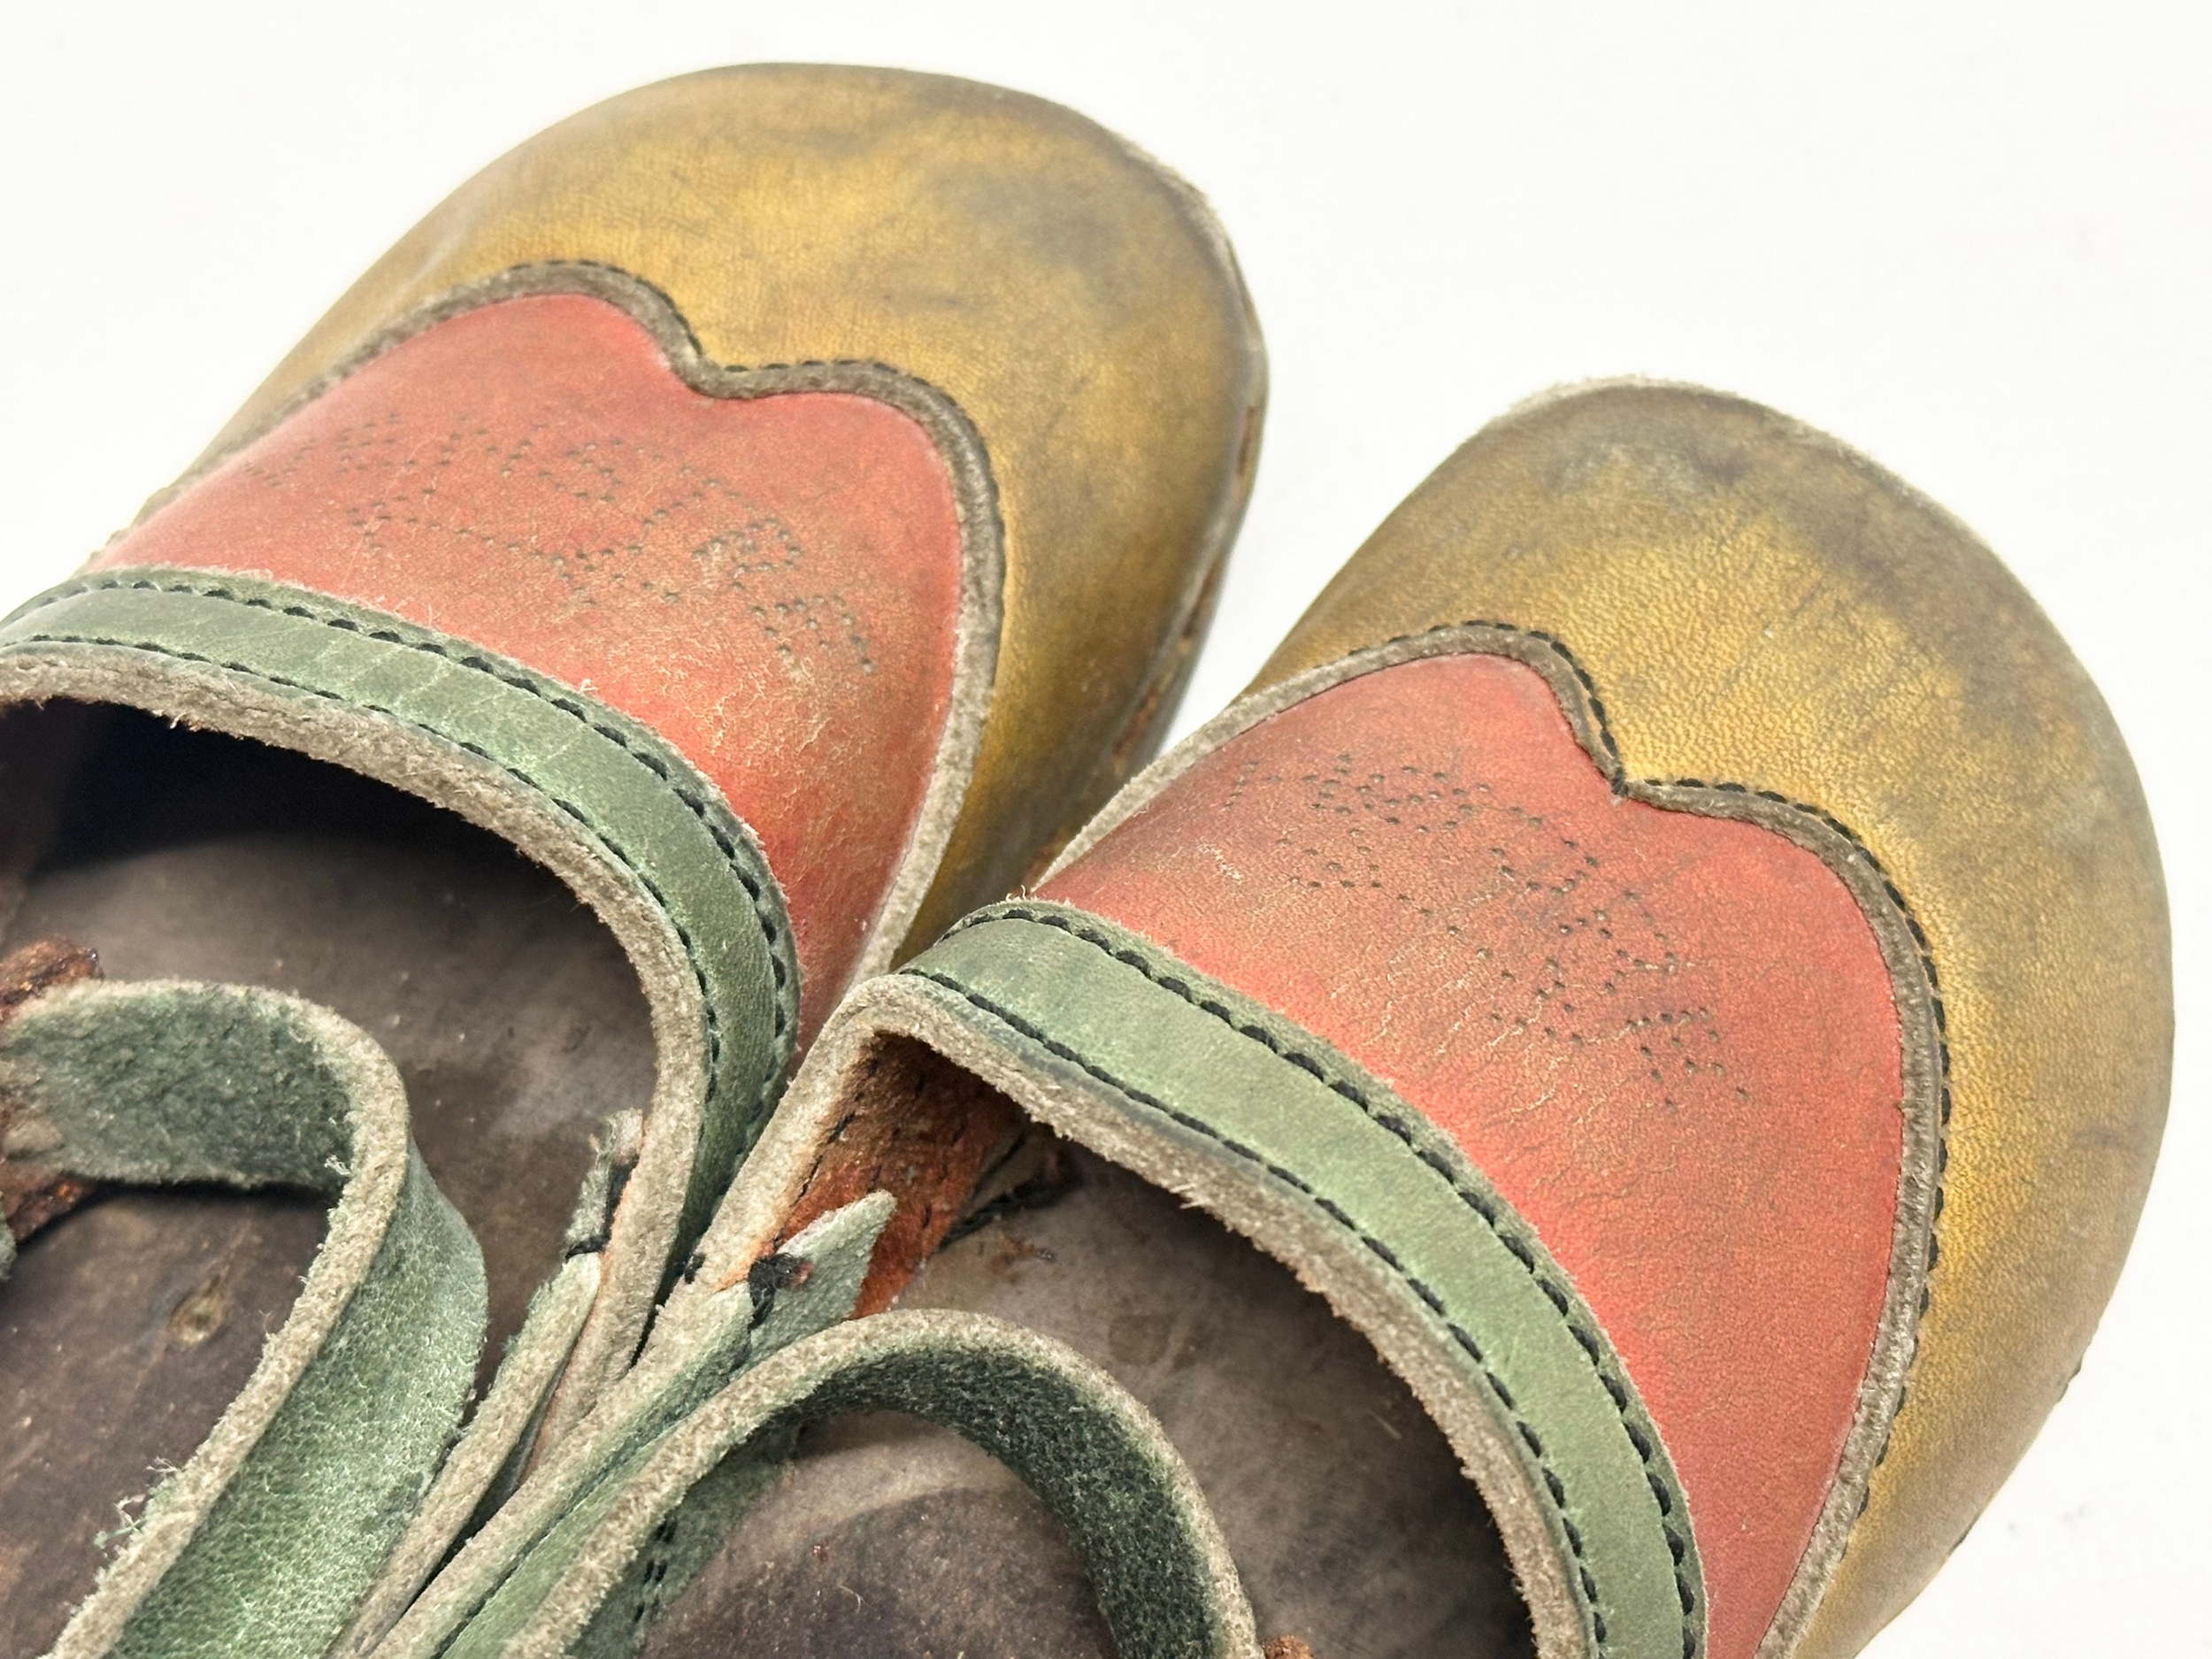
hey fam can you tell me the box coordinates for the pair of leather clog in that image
[0,64,2168,1659]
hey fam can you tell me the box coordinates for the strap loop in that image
[451,1310,1260,1659]
[0,967,485,1659]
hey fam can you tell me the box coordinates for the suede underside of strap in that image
[0,980,485,1659]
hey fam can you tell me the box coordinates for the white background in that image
[3,4,2203,1653]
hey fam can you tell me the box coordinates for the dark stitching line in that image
[920,910,1701,1659]
[1372,618,1953,1505]
[180,259,997,519]
[24,572,791,1018]
[10,574,801,1125]
[1402,618,1951,1116]
[32,622,739,1084]
[433,258,995,424]
[910,959,1662,1657]
[629,1513,680,1631]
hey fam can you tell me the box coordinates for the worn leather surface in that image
[0,979,483,1659]
[99,292,962,1028]
[675,1026,1537,1658]
[1045,651,1901,1659]
[1256,385,2170,1658]
[175,64,1265,950]
[0,570,808,1457]
[893,907,1705,1659]
[771,1028,1021,1316]
[0,574,794,1251]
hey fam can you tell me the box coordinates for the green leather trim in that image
[0,980,484,1659]
[903,901,1707,1659]
[0,568,801,1245]
[448,1313,1257,1659]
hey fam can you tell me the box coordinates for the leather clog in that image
[576,381,2170,1659]
[0,64,1262,1658]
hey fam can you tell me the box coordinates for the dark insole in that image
[646,1149,1534,1659]
[0,710,656,1652]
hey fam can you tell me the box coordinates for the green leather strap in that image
[377,1194,895,1657]
[333,1252,604,1659]
[444,1312,1259,1659]
[0,979,485,1659]
[901,901,1707,1659]
[0,570,800,1251]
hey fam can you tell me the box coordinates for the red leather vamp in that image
[1042,651,1904,1659]
[102,293,966,1030]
